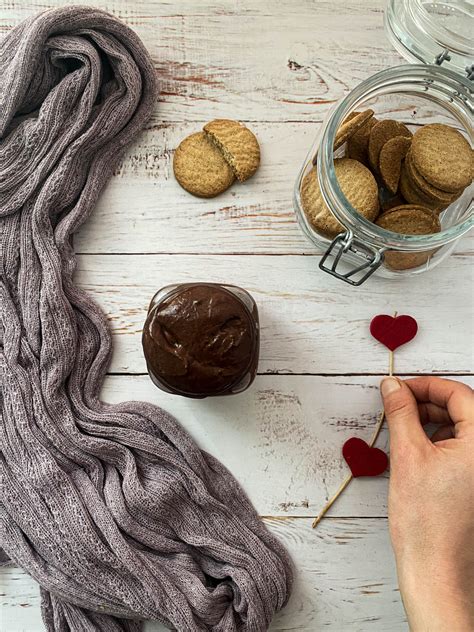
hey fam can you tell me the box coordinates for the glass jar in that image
[385,0,474,77]
[294,0,473,285]
[142,283,260,398]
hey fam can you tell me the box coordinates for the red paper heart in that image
[370,314,418,351]
[342,437,388,477]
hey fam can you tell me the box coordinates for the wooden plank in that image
[3,7,471,257]
[0,0,400,126]
[0,0,386,21]
[100,374,394,518]
[1,2,470,631]
[3,0,463,130]
[98,374,474,517]
[0,1,402,124]
[75,253,474,375]
[75,121,312,255]
[0,518,407,632]
[99,375,474,517]
[73,121,474,256]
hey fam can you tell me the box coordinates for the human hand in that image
[380,376,474,631]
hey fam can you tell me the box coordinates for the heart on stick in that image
[370,314,418,351]
[342,437,388,477]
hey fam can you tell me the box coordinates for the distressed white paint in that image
[101,374,473,517]
[72,122,473,256]
[106,375,392,519]
[1,0,402,126]
[1,0,472,629]
[1,518,407,632]
[74,121,317,256]
[76,253,474,375]
[2,375,473,629]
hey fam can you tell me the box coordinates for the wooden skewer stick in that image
[311,473,352,528]
[312,313,397,529]
[389,349,394,377]
[311,407,386,529]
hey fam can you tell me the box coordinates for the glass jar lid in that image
[385,0,474,81]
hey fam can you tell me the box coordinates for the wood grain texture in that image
[1,518,407,632]
[99,373,473,518]
[76,253,474,375]
[1,0,402,125]
[102,374,390,518]
[73,121,473,256]
[75,121,312,255]
[0,0,387,19]
[1,1,472,630]
[3,3,471,257]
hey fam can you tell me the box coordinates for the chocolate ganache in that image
[142,284,259,397]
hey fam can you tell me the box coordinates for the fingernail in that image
[380,377,401,397]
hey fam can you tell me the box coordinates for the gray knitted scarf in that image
[0,7,293,631]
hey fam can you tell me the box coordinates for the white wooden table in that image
[1,1,473,630]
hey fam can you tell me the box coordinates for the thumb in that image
[380,377,428,451]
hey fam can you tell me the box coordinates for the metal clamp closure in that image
[435,49,474,83]
[435,48,452,66]
[319,232,384,286]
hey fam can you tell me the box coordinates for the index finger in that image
[404,377,473,434]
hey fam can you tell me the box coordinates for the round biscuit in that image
[347,117,377,166]
[410,123,473,192]
[376,205,441,270]
[173,132,234,198]
[405,148,462,203]
[379,135,412,194]
[301,169,344,238]
[301,158,379,238]
[203,119,260,182]
[380,204,439,221]
[399,163,447,213]
[334,157,380,221]
[342,111,361,124]
[334,109,374,151]
[368,119,412,172]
